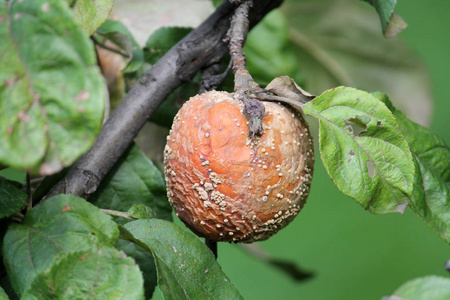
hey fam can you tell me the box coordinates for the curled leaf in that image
[363,0,407,37]
[266,76,315,104]
[96,19,144,73]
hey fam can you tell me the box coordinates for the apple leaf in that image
[363,0,407,38]
[90,144,172,222]
[70,0,113,35]
[90,144,170,298]
[115,239,157,299]
[374,92,450,243]
[0,286,7,300]
[96,19,144,73]
[122,219,244,300]
[2,195,119,295]
[22,248,144,299]
[0,0,105,175]
[0,177,26,219]
[384,276,450,300]
[143,27,192,65]
[303,87,414,214]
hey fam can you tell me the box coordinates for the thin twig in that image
[26,172,32,211]
[228,0,259,94]
[228,0,266,137]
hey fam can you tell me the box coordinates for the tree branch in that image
[43,0,284,201]
[228,0,265,137]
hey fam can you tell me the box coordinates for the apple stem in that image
[228,0,267,137]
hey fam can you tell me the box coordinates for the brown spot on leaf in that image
[345,117,369,136]
[33,93,41,104]
[79,253,89,260]
[41,3,50,12]
[18,110,31,122]
[5,78,16,86]
[75,90,90,102]
[62,204,71,212]
[366,160,376,179]
[39,162,59,176]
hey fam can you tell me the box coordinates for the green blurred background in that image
[215,1,450,300]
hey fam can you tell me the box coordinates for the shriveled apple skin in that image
[164,91,314,243]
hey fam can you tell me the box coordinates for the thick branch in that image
[43,0,284,201]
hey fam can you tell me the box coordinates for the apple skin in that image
[164,91,314,243]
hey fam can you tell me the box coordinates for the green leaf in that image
[374,92,450,242]
[135,27,198,127]
[122,219,244,300]
[2,195,119,296]
[0,0,105,175]
[21,248,144,300]
[245,10,302,86]
[143,27,192,65]
[303,87,414,214]
[0,177,26,219]
[90,144,171,298]
[115,239,157,299]
[96,19,144,73]
[363,0,407,38]
[385,276,450,300]
[281,0,431,126]
[127,204,156,220]
[210,0,223,8]
[70,0,113,35]
[0,286,8,300]
[90,143,172,222]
